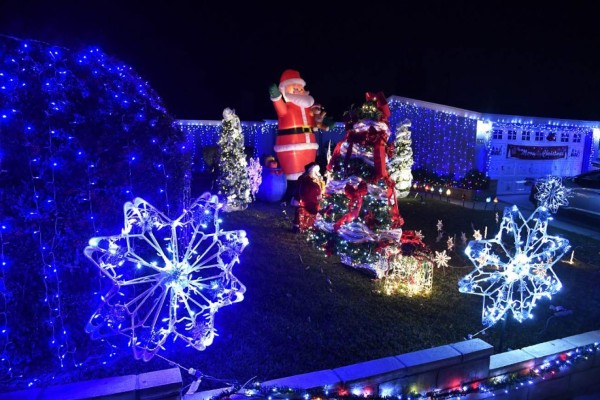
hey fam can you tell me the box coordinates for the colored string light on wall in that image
[207,342,599,400]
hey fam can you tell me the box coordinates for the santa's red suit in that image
[271,69,320,181]
[293,163,325,231]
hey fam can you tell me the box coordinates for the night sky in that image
[2,1,600,122]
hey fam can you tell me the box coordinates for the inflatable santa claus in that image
[269,69,332,180]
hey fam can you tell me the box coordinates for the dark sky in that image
[2,1,600,122]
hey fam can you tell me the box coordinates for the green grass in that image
[3,196,600,393]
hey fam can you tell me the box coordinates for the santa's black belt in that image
[278,127,312,135]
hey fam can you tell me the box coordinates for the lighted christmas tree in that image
[217,108,251,211]
[311,93,433,284]
[388,119,414,198]
[247,157,263,202]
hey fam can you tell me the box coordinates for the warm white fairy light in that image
[434,250,451,268]
[534,176,572,214]
[459,205,570,327]
[382,254,433,296]
[84,192,248,361]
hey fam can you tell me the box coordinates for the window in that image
[573,133,582,143]
[492,129,503,140]
[507,130,517,140]
[535,131,544,141]
[561,132,569,142]
[521,130,531,141]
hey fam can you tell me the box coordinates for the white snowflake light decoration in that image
[434,250,451,268]
[84,193,249,361]
[473,229,482,241]
[534,176,572,213]
[459,205,570,327]
[436,220,444,232]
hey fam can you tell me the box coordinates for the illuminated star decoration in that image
[447,236,455,251]
[434,250,451,268]
[473,230,482,241]
[436,220,443,232]
[459,205,570,327]
[84,192,249,361]
[534,176,572,214]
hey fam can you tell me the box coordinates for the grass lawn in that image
[3,195,600,394]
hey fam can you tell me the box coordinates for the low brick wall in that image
[6,330,599,399]
[3,367,182,400]
[188,329,600,400]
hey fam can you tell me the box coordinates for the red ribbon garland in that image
[327,91,404,231]
[333,180,368,231]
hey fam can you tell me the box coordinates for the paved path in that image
[497,194,600,241]
[418,191,600,241]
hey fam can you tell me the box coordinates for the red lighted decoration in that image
[269,69,328,180]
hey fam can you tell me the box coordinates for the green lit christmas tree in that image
[310,93,404,277]
[217,108,251,211]
[389,119,414,198]
[310,93,434,291]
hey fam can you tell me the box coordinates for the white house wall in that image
[487,123,589,195]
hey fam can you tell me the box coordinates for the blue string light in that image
[388,99,478,180]
[1,34,190,387]
[0,221,12,381]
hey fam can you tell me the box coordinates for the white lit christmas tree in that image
[84,193,248,361]
[247,157,262,202]
[388,119,414,198]
[534,176,572,214]
[217,108,251,212]
[459,205,570,327]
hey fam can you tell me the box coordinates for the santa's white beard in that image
[283,92,314,108]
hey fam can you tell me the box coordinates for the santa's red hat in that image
[279,69,306,92]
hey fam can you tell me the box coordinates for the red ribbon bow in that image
[333,180,368,231]
[365,91,391,122]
